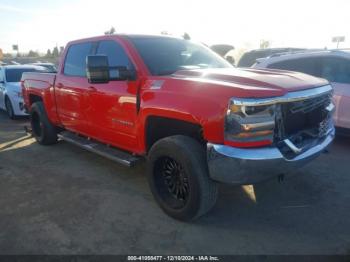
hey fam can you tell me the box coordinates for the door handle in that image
[56,83,63,88]
[88,86,96,91]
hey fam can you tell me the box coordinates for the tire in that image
[147,135,218,221]
[30,102,58,145]
[5,96,15,120]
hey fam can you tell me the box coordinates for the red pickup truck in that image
[22,35,335,221]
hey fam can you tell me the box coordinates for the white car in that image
[253,49,350,134]
[0,65,47,119]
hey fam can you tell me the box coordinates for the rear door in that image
[320,56,350,129]
[88,39,139,151]
[55,42,94,136]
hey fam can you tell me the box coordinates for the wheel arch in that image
[28,94,43,106]
[144,115,205,152]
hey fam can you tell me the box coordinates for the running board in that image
[58,131,141,167]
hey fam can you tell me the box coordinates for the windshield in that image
[5,68,47,82]
[129,37,232,76]
[36,64,57,73]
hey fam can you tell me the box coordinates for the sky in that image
[0,0,350,54]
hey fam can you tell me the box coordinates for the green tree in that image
[104,27,116,35]
[183,32,191,40]
[46,49,52,57]
[260,40,270,49]
[52,46,59,57]
[28,50,39,57]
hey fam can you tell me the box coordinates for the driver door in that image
[88,40,139,151]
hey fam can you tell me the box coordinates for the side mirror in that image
[86,55,110,84]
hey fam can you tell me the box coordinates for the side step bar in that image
[58,131,142,167]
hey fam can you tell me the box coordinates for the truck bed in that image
[21,72,56,87]
[21,72,58,123]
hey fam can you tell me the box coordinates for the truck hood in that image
[172,68,328,94]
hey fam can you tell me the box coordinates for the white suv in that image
[0,65,47,119]
[253,50,350,133]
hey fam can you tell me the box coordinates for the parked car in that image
[22,35,335,221]
[0,65,47,119]
[210,44,234,57]
[237,48,307,67]
[253,49,350,134]
[29,63,57,73]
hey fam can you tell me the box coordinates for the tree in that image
[260,40,270,49]
[104,27,116,35]
[28,50,39,57]
[183,32,191,40]
[3,53,13,58]
[59,46,64,55]
[52,46,59,57]
[46,49,52,57]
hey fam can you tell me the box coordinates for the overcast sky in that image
[0,0,349,53]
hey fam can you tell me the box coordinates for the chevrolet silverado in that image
[21,35,335,221]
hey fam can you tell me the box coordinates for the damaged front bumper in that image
[207,128,335,185]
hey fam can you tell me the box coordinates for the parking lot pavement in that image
[0,111,349,255]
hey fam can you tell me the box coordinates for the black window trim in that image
[95,39,136,71]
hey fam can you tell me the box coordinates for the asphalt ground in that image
[0,111,349,255]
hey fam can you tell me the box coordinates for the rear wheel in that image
[5,97,15,120]
[147,135,218,221]
[30,102,58,145]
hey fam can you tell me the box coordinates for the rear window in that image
[321,57,350,84]
[64,42,93,77]
[5,68,47,82]
[267,57,322,77]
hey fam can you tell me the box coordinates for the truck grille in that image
[275,89,333,157]
[282,92,332,137]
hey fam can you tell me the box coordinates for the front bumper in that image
[207,128,335,185]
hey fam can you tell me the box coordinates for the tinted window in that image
[130,37,231,76]
[321,57,350,84]
[267,57,322,77]
[0,68,3,82]
[238,51,271,67]
[64,42,92,77]
[5,68,47,82]
[238,48,306,67]
[96,40,133,78]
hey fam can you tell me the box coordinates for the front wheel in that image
[5,97,15,120]
[30,102,58,145]
[147,135,218,221]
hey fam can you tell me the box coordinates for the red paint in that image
[21,35,329,155]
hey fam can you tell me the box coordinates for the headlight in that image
[225,99,276,147]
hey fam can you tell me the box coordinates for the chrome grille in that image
[288,92,332,114]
